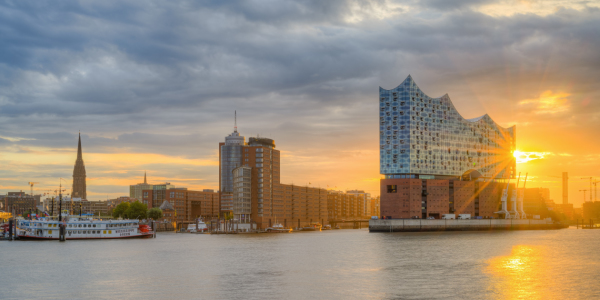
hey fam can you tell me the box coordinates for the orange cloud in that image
[519,90,570,114]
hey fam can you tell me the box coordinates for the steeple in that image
[77,131,82,160]
[144,171,147,184]
[72,132,87,199]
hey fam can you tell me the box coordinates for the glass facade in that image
[220,129,245,212]
[233,166,252,223]
[379,76,516,179]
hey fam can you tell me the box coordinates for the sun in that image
[513,150,550,164]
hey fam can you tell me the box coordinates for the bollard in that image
[8,219,13,241]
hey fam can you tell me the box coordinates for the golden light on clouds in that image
[513,150,552,164]
[519,90,570,114]
[477,0,600,17]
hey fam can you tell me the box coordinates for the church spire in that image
[77,131,82,160]
[72,132,87,199]
[144,171,147,184]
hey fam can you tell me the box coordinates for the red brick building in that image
[143,188,219,222]
[381,177,510,219]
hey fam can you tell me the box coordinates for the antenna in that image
[234,110,237,132]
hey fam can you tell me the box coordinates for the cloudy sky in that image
[1,0,599,206]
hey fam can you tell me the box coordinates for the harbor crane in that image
[509,173,521,219]
[27,182,39,196]
[581,177,593,202]
[518,173,528,219]
[579,190,588,203]
[495,178,511,219]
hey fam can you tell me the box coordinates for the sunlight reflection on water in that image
[1,228,599,299]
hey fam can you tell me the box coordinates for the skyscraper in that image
[219,112,245,214]
[72,133,87,199]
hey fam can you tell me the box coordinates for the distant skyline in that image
[1,1,599,205]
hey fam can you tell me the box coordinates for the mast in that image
[58,181,62,222]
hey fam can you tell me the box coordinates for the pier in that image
[369,219,568,232]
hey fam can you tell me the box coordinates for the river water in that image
[1,227,599,299]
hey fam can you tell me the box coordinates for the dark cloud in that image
[418,0,496,11]
[1,0,599,198]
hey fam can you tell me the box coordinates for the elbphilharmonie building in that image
[379,75,516,180]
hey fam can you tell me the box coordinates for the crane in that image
[593,180,599,202]
[581,177,593,202]
[579,190,588,203]
[27,182,40,196]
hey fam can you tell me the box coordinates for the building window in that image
[387,185,397,193]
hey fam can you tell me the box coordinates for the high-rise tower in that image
[72,133,87,199]
[219,111,246,214]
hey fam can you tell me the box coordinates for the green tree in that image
[147,208,163,220]
[125,201,147,220]
[112,202,130,219]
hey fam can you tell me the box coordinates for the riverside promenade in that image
[369,219,568,232]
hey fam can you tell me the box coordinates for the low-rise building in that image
[582,201,600,220]
[327,190,377,220]
[44,198,109,216]
[107,196,138,211]
[371,196,380,218]
[159,200,176,223]
[2,192,38,215]
[143,188,219,222]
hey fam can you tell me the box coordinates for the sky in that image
[0,0,599,206]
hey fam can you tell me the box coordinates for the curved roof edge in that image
[380,75,514,132]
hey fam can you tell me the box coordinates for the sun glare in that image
[513,150,551,164]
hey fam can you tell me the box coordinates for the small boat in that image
[322,225,332,230]
[265,223,292,233]
[300,223,322,231]
[187,219,208,233]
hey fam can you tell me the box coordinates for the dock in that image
[369,219,568,232]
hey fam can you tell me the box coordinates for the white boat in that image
[16,213,154,240]
[187,220,208,233]
[265,223,292,233]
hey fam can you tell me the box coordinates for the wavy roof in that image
[380,75,513,132]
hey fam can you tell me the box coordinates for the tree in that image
[148,208,163,220]
[125,201,147,220]
[112,202,130,219]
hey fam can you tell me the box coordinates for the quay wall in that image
[369,219,567,232]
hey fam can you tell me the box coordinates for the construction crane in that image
[581,177,593,202]
[579,190,588,203]
[27,182,40,196]
[593,180,599,202]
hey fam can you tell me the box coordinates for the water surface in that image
[1,227,598,299]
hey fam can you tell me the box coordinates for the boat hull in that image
[18,233,154,240]
[265,228,292,233]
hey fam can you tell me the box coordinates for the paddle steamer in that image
[17,212,154,240]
